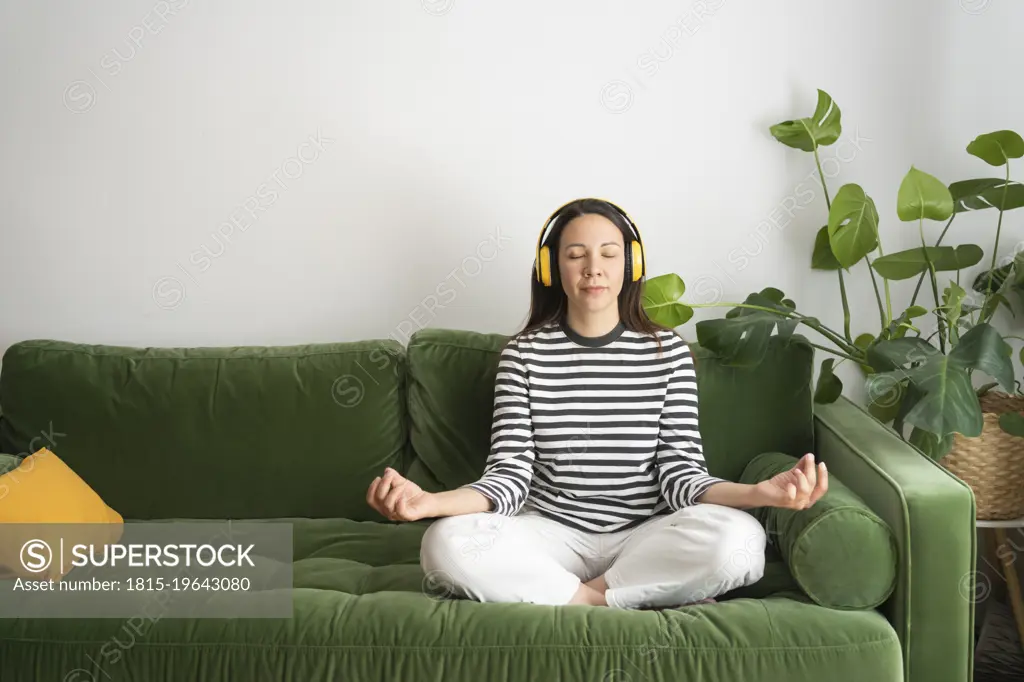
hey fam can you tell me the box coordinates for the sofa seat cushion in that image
[0,518,902,682]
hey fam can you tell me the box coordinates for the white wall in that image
[1,0,1020,385]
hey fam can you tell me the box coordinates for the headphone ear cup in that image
[538,246,552,287]
[632,241,644,281]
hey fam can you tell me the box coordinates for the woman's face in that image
[558,213,625,315]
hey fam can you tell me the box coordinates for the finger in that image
[382,467,406,492]
[810,462,829,505]
[376,470,396,503]
[786,483,797,502]
[802,454,817,490]
[383,482,406,514]
[794,468,811,496]
[366,477,382,512]
[794,470,812,507]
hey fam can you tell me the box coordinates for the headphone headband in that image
[535,198,643,256]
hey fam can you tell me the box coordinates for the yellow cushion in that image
[0,448,123,580]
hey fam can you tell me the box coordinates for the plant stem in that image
[866,256,887,329]
[928,270,945,353]
[919,217,946,353]
[980,165,1011,325]
[812,143,854,344]
[873,229,893,326]
[812,145,833,210]
[910,214,955,308]
[805,322,860,356]
[808,342,862,363]
[837,268,853,342]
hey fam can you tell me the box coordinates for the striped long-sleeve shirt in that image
[462,318,727,533]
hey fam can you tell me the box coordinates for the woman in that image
[366,197,828,609]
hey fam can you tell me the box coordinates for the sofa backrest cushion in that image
[0,339,406,520]
[404,328,815,490]
[404,329,508,490]
[690,334,816,482]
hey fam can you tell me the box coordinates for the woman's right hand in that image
[366,467,436,522]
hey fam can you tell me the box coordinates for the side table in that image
[977,517,1024,649]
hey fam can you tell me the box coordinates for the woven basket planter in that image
[940,392,1024,521]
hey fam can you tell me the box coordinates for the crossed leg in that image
[420,509,601,605]
[588,503,767,609]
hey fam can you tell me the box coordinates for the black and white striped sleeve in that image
[462,341,536,515]
[655,344,727,509]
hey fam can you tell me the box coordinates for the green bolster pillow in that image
[739,451,898,610]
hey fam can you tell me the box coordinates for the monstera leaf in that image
[950,179,1024,213]
[827,184,880,268]
[867,377,907,424]
[811,225,842,270]
[897,167,954,222]
[909,428,955,460]
[972,261,1013,293]
[814,358,843,404]
[641,273,693,327]
[984,250,1024,293]
[853,333,877,373]
[694,288,800,367]
[972,250,1024,317]
[856,334,909,420]
[863,338,931,426]
[866,336,938,372]
[967,130,1024,166]
[933,244,985,270]
[872,245,984,280]
[865,323,1014,445]
[769,89,842,152]
[999,412,1024,438]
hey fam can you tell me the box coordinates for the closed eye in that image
[568,252,618,259]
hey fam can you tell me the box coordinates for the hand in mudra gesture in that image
[755,453,829,510]
[366,467,433,522]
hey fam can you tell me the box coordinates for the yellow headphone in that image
[534,198,646,287]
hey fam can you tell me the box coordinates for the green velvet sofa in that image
[0,329,976,682]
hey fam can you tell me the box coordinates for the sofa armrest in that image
[814,397,975,682]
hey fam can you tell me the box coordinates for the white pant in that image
[419,501,767,609]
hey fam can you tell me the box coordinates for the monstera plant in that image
[642,89,1024,460]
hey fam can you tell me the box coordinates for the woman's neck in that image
[563,308,622,338]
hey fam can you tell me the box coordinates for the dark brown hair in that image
[512,198,680,355]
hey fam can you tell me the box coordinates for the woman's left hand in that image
[753,453,828,510]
